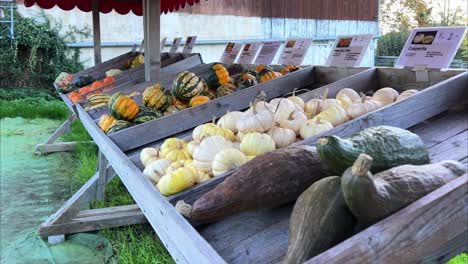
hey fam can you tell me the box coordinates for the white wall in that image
[18,5,379,67]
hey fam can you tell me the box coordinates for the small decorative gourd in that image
[157,167,196,196]
[108,93,140,121]
[172,71,204,102]
[216,83,238,97]
[189,95,210,107]
[287,89,305,109]
[140,148,159,167]
[205,63,231,90]
[299,118,333,139]
[160,138,191,162]
[267,125,296,148]
[98,114,116,133]
[142,84,172,111]
[143,159,171,184]
[193,136,233,173]
[212,148,247,176]
[280,65,300,75]
[237,102,274,133]
[240,132,276,156]
[258,68,283,83]
[217,111,244,133]
[192,122,235,141]
[372,87,399,105]
[269,98,301,122]
[336,88,361,103]
[396,89,418,102]
[278,110,308,135]
[313,105,348,127]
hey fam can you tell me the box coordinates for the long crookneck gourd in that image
[283,176,356,264]
[317,126,430,174]
[341,153,465,224]
[175,146,332,223]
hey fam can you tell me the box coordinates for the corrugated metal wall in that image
[182,0,379,21]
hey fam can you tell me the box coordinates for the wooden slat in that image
[76,104,226,264]
[96,151,108,201]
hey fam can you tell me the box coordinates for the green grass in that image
[449,253,468,264]
[1,89,174,263]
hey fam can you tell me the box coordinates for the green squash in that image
[72,74,95,88]
[106,120,132,134]
[133,108,163,125]
[200,83,217,99]
[317,126,430,174]
[204,63,231,90]
[237,78,258,90]
[216,83,238,97]
[172,71,204,102]
[142,84,172,111]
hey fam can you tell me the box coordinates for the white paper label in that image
[395,27,466,69]
[237,42,263,64]
[278,38,313,65]
[182,36,197,54]
[220,42,243,64]
[170,37,182,53]
[325,34,373,67]
[254,41,283,64]
[160,37,167,51]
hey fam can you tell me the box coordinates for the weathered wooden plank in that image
[76,104,226,264]
[306,175,468,264]
[428,131,468,163]
[92,0,101,65]
[34,142,91,155]
[96,151,108,201]
[420,230,468,263]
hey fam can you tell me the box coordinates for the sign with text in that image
[278,38,313,65]
[395,27,466,69]
[169,37,182,53]
[160,37,167,51]
[254,41,283,64]
[220,42,243,63]
[237,42,263,64]
[325,34,373,67]
[182,36,197,54]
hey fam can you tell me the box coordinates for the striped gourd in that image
[108,93,140,121]
[172,71,204,102]
[142,84,172,111]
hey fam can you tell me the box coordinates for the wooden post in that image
[143,0,161,81]
[92,0,102,65]
[96,151,108,201]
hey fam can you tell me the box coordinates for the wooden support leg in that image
[96,151,108,201]
[34,114,78,155]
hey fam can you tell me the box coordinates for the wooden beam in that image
[92,0,102,65]
[97,151,108,201]
[143,0,161,81]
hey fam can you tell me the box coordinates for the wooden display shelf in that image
[41,67,467,263]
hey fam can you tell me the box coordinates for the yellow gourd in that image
[140,148,159,167]
[157,167,195,196]
[336,94,353,110]
[313,105,348,127]
[143,159,172,184]
[187,140,201,156]
[240,132,276,156]
[299,118,333,139]
[217,111,244,133]
[192,122,235,142]
[193,136,233,173]
[165,159,211,184]
[212,148,247,176]
[160,138,191,162]
[336,88,361,103]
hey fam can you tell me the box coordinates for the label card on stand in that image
[278,38,313,65]
[160,37,167,51]
[254,41,283,64]
[237,42,263,64]
[220,42,243,64]
[182,36,197,54]
[169,38,182,53]
[395,27,466,69]
[325,34,373,67]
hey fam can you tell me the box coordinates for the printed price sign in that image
[169,37,182,53]
[220,42,243,64]
[325,34,373,67]
[395,27,466,69]
[254,41,283,64]
[278,38,313,65]
[237,42,263,64]
[160,37,167,51]
[182,36,197,54]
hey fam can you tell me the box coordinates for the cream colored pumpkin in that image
[267,126,296,148]
[336,94,353,110]
[304,98,341,118]
[372,87,399,105]
[240,132,276,156]
[165,159,210,184]
[396,89,419,102]
[212,148,247,176]
[192,123,235,141]
[278,110,308,135]
[140,148,159,167]
[217,111,244,133]
[336,88,361,103]
[268,98,302,122]
[299,118,333,139]
[187,140,200,156]
[314,105,349,126]
[287,95,305,110]
[157,167,195,196]
[237,104,274,133]
[193,136,233,172]
[160,138,191,162]
[143,159,172,184]
[346,99,383,119]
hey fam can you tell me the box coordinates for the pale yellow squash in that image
[240,132,276,156]
[157,167,195,196]
[160,138,191,162]
[212,148,247,176]
[143,159,172,184]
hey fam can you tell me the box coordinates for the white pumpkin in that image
[212,148,247,176]
[396,89,419,102]
[299,118,333,139]
[336,88,361,103]
[268,98,302,122]
[336,94,353,110]
[314,105,349,126]
[240,132,276,156]
[237,104,274,133]
[232,141,241,150]
[372,87,399,105]
[217,111,244,133]
[192,123,235,141]
[346,100,383,119]
[140,148,159,167]
[143,159,172,184]
[267,126,296,148]
[187,140,200,156]
[278,110,308,135]
[288,95,305,110]
[193,136,233,172]
[304,98,341,118]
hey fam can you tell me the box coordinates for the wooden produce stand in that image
[40,66,467,263]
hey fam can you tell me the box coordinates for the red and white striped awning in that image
[23,0,201,15]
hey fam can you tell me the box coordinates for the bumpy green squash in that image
[142,84,172,111]
[342,154,465,224]
[133,108,163,125]
[317,126,430,174]
[283,176,356,264]
[108,93,140,121]
[106,120,132,134]
[216,83,238,97]
[204,63,231,90]
[172,71,204,102]
[200,83,217,99]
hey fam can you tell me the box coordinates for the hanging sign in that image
[169,37,182,53]
[278,38,313,65]
[395,26,466,69]
[237,42,263,64]
[254,41,283,64]
[160,37,167,51]
[220,42,243,63]
[182,36,197,54]
[325,34,373,67]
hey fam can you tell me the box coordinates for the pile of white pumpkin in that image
[139,87,418,196]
